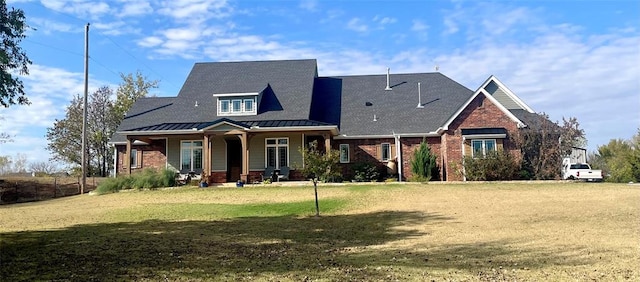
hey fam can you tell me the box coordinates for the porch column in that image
[203,134,210,177]
[323,133,332,153]
[125,138,132,175]
[240,132,249,183]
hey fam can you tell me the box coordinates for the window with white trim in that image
[339,144,350,163]
[181,140,203,171]
[471,139,496,158]
[220,100,230,113]
[130,149,138,168]
[244,99,254,112]
[216,96,257,116]
[381,143,391,161]
[232,99,242,112]
[266,138,288,169]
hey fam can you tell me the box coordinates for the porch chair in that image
[277,166,290,182]
[261,166,275,182]
[175,173,192,186]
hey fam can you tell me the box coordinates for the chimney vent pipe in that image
[417,83,424,108]
[385,68,392,91]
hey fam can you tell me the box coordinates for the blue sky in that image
[0,0,639,166]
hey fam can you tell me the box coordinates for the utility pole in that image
[81,23,89,194]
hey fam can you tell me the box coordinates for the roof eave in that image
[250,125,339,135]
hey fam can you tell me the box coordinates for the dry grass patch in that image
[1,182,638,281]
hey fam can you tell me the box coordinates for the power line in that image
[26,3,180,92]
[24,39,123,80]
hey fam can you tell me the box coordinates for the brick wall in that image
[442,94,521,180]
[399,137,442,181]
[116,139,167,175]
[334,138,395,180]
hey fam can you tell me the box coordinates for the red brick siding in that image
[116,139,167,175]
[209,172,227,184]
[442,94,521,180]
[334,138,396,180]
[399,137,441,181]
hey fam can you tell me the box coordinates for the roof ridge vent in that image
[385,67,392,91]
[416,82,424,108]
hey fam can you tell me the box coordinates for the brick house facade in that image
[109,59,540,183]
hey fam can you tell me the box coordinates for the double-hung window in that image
[181,140,203,172]
[339,144,350,163]
[266,138,288,169]
[381,143,391,161]
[471,139,496,158]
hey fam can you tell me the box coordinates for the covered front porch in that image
[119,119,337,184]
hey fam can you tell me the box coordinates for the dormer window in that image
[214,92,259,116]
[244,99,254,112]
[220,100,230,113]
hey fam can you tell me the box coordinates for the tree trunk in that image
[313,179,320,217]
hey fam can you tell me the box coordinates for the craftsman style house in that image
[109,59,540,183]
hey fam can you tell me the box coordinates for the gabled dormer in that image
[213,92,259,116]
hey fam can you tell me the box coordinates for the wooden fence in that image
[0,177,101,205]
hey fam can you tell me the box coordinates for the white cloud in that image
[0,64,113,162]
[93,20,141,36]
[163,27,202,41]
[411,20,428,32]
[157,0,232,23]
[137,36,163,47]
[29,17,76,34]
[41,0,111,20]
[347,18,368,33]
[373,16,396,26]
[299,0,318,12]
[119,1,153,17]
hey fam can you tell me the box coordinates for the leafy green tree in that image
[112,71,159,122]
[46,72,158,176]
[631,129,640,182]
[1,1,32,107]
[591,130,640,183]
[410,140,438,181]
[300,141,340,217]
[47,87,116,176]
[47,94,84,167]
[88,86,117,176]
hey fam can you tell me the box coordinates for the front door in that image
[226,138,242,182]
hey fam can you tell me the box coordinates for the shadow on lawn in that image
[1,211,592,281]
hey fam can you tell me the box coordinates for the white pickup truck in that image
[562,158,603,182]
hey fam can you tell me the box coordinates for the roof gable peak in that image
[477,75,534,113]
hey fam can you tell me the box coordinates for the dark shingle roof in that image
[509,109,555,130]
[332,73,473,136]
[112,59,319,140]
[111,60,484,142]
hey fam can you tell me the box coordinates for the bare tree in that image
[0,116,12,143]
[29,161,58,175]
[0,155,11,175]
[513,114,585,180]
[12,153,27,173]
